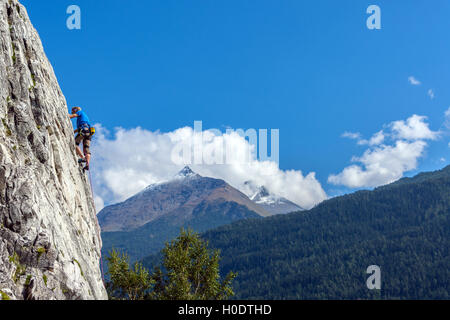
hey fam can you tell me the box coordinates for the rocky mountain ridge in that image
[98,166,270,232]
[243,181,304,215]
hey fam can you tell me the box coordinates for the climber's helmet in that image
[71,106,81,114]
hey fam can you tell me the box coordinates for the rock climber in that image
[69,106,93,171]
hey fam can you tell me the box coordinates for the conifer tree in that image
[106,228,236,300]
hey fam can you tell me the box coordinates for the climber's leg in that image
[75,134,85,159]
[76,146,84,159]
[83,137,91,170]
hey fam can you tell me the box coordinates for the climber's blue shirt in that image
[76,110,90,129]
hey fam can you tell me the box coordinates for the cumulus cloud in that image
[328,140,427,188]
[357,130,386,146]
[91,124,327,211]
[367,130,385,145]
[328,115,439,188]
[408,76,421,86]
[390,114,439,141]
[343,130,385,146]
[427,89,435,100]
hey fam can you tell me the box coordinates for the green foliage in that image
[2,118,12,136]
[106,249,154,300]
[190,166,450,299]
[25,275,32,286]
[106,229,236,300]
[9,252,26,283]
[11,44,16,64]
[60,283,69,295]
[151,229,236,300]
[28,74,36,92]
[42,274,48,286]
[37,247,46,260]
[73,259,84,278]
[0,290,10,300]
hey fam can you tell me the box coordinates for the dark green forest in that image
[143,166,450,299]
[102,201,260,262]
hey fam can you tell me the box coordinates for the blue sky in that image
[20,0,450,205]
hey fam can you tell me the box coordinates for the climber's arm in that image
[69,113,79,134]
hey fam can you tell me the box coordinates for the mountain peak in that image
[179,166,195,175]
[257,186,270,198]
[243,181,304,214]
[175,166,199,179]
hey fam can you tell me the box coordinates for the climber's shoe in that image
[83,164,90,172]
[78,158,87,164]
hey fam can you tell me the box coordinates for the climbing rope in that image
[87,165,106,285]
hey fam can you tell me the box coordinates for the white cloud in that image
[368,130,385,145]
[408,76,421,86]
[342,132,361,140]
[408,76,437,100]
[356,130,385,146]
[91,124,327,211]
[329,114,439,188]
[94,195,105,212]
[328,140,427,188]
[390,114,439,141]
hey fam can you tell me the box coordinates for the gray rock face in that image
[0,0,107,299]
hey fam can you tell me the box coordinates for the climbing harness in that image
[79,123,95,138]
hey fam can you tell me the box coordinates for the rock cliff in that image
[0,0,107,299]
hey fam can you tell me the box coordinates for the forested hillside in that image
[103,201,261,262]
[148,166,450,299]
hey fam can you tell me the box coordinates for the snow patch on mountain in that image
[243,181,304,215]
